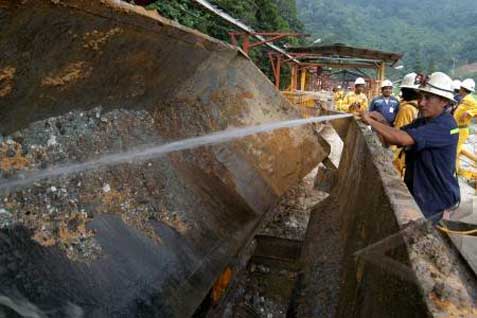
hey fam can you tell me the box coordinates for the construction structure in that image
[286,44,403,98]
[0,1,476,318]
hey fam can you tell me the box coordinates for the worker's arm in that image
[362,112,415,146]
[460,112,472,122]
[462,99,477,119]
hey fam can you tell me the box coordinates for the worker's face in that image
[459,87,469,95]
[355,84,365,94]
[382,86,393,97]
[418,93,448,119]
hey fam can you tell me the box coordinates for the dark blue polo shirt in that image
[369,95,400,125]
[454,94,463,104]
[401,111,460,219]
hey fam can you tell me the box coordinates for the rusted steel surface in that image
[291,119,477,318]
[0,1,327,317]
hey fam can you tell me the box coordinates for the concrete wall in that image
[292,119,477,317]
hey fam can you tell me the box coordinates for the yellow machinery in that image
[281,91,320,118]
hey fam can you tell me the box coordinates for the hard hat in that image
[354,77,366,85]
[337,85,342,89]
[452,79,462,91]
[461,78,476,92]
[400,73,418,89]
[416,72,454,101]
[380,79,393,88]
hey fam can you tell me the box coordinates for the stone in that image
[102,184,111,193]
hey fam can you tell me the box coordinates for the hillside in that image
[296,0,477,78]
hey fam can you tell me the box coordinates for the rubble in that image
[0,107,184,262]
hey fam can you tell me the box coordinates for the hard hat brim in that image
[461,85,475,93]
[417,86,454,101]
[400,84,418,89]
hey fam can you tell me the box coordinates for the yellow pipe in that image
[300,69,306,91]
[289,64,298,91]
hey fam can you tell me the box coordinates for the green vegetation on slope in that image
[146,0,303,87]
[297,0,477,78]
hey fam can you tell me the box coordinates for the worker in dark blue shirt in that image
[368,79,400,125]
[360,72,460,223]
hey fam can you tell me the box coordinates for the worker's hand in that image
[369,111,389,125]
[348,102,358,112]
[360,111,372,125]
[460,112,471,123]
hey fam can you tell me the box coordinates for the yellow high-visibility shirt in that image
[342,91,368,113]
[454,94,477,127]
[334,91,345,111]
[334,91,344,101]
[394,101,418,129]
[392,100,419,176]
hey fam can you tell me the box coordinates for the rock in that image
[47,135,57,146]
[0,208,13,228]
[102,184,111,193]
[6,149,16,158]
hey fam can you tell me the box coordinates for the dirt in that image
[0,107,184,262]
[0,66,15,97]
[218,261,298,318]
[258,168,328,241]
[213,124,343,318]
[41,62,93,88]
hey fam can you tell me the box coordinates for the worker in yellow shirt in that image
[342,77,368,113]
[453,78,477,172]
[333,85,345,111]
[392,73,420,176]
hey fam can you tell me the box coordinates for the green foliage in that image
[296,0,477,78]
[146,0,303,86]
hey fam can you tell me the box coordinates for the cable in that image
[436,224,477,236]
[160,1,239,35]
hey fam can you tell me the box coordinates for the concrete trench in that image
[0,1,476,317]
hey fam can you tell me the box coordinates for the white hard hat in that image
[461,78,476,92]
[416,72,454,101]
[380,79,393,88]
[400,73,418,89]
[452,79,462,91]
[337,85,342,89]
[354,77,366,85]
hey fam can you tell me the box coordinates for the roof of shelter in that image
[288,43,403,66]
